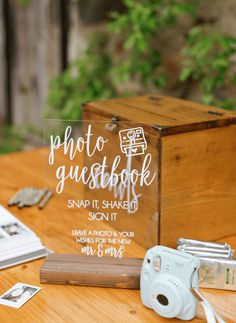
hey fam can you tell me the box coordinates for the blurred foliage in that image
[47,33,116,120]
[46,0,236,120]
[0,127,23,155]
[17,0,32,6]
[180,27,236,109]
[0,124,43,154]
[109,0,198,87]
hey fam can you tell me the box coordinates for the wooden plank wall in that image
[0,0,81,129]
[0,0,122,130]
[10,0,61,128]
[68,1,85,63]
[0,0,6,125]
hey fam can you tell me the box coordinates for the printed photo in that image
[0,283,41,309]
[1,223,25,236]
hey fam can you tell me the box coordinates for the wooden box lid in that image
[83,95,236,136]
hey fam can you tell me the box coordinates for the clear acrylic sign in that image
[44,120,159,258]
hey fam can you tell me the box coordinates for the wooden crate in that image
[82,95,236,248]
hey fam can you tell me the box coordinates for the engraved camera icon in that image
[119,127,147,157]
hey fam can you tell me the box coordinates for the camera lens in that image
[127,130,136,139]
[151,280,184,318]
[156,294,169,306]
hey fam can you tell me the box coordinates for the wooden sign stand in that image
[40,254,143,289]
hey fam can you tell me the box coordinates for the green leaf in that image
[180,67,193,81]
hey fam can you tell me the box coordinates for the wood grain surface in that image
[0,149,236,322]
[0,0,5,124]
[83,95,236,135]
[84,95,236,247]
[10,0,61,128]
[161,124,236,246]
[40,254,143,289]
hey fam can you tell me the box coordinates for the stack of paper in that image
[0,205,49,269]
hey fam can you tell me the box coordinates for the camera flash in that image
[153,256,161,272]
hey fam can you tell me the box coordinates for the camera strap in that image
[191,287,225,323]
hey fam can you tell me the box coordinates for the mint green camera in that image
[141,246,200,320]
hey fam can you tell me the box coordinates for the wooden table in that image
[0,149,236,322]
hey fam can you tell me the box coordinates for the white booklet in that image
[0,205,50,269]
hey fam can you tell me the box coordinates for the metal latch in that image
[105,116,119,133]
